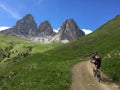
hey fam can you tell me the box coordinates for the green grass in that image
[102,46,120,82]
[0,15,120,89]
[0,53,83,90]
[47,15,120,83]
[0,34,62,64]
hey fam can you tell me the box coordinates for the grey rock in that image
[38,20,56,36]
[13,14,39,37]
[0,14,85,43]
[1,14,39,37]
[58,19,85,40]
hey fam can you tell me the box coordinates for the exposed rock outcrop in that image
[1,14,39,37]
[50,19,85,42]
[0,14,85,43]
[38,20,56,36]
[59,19,85,40]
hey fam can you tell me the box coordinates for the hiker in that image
[90,51,102,70]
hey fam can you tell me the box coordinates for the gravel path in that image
[70,61,120,90]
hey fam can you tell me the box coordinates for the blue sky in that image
[0,0,120,34]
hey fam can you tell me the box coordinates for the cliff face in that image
[58,19,85,40]
[1,14,39,37]
[38,20,56,36]
[14,14,39,36]
[0,14,85,43]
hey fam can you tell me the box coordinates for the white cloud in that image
[82,29,92,35]
[0,3,21,19]
[0,26,10,31]
[53,28,59,33]
[53,28,92,35]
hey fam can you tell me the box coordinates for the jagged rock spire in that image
[0,14,85,43]
[58,19,85,40]
[38,20,55,36]
[14,14,39,36]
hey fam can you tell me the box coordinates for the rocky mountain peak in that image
[16,14,35,26]
[14,14,38,36]
[23,14,33,19]
[38,20,55,36]
[58,19,85,40]
[1,14,39,37]
[0,14,85,43]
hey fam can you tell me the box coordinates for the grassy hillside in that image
[0,34,61,67]
[48,15,120,57]
[48,15,120,82]
[0,15,120,90]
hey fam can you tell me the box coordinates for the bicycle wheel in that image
[96,70,101,82]
[93,68,96,77]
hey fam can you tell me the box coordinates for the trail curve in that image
[70,61,120,90]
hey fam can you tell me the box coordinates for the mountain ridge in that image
[0,14,85,43]
[0,15,120,89]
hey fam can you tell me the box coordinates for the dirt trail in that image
[70,61,120,90]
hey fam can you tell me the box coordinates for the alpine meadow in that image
[0,15,120,90]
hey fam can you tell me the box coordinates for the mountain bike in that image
[93,67,101,82]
